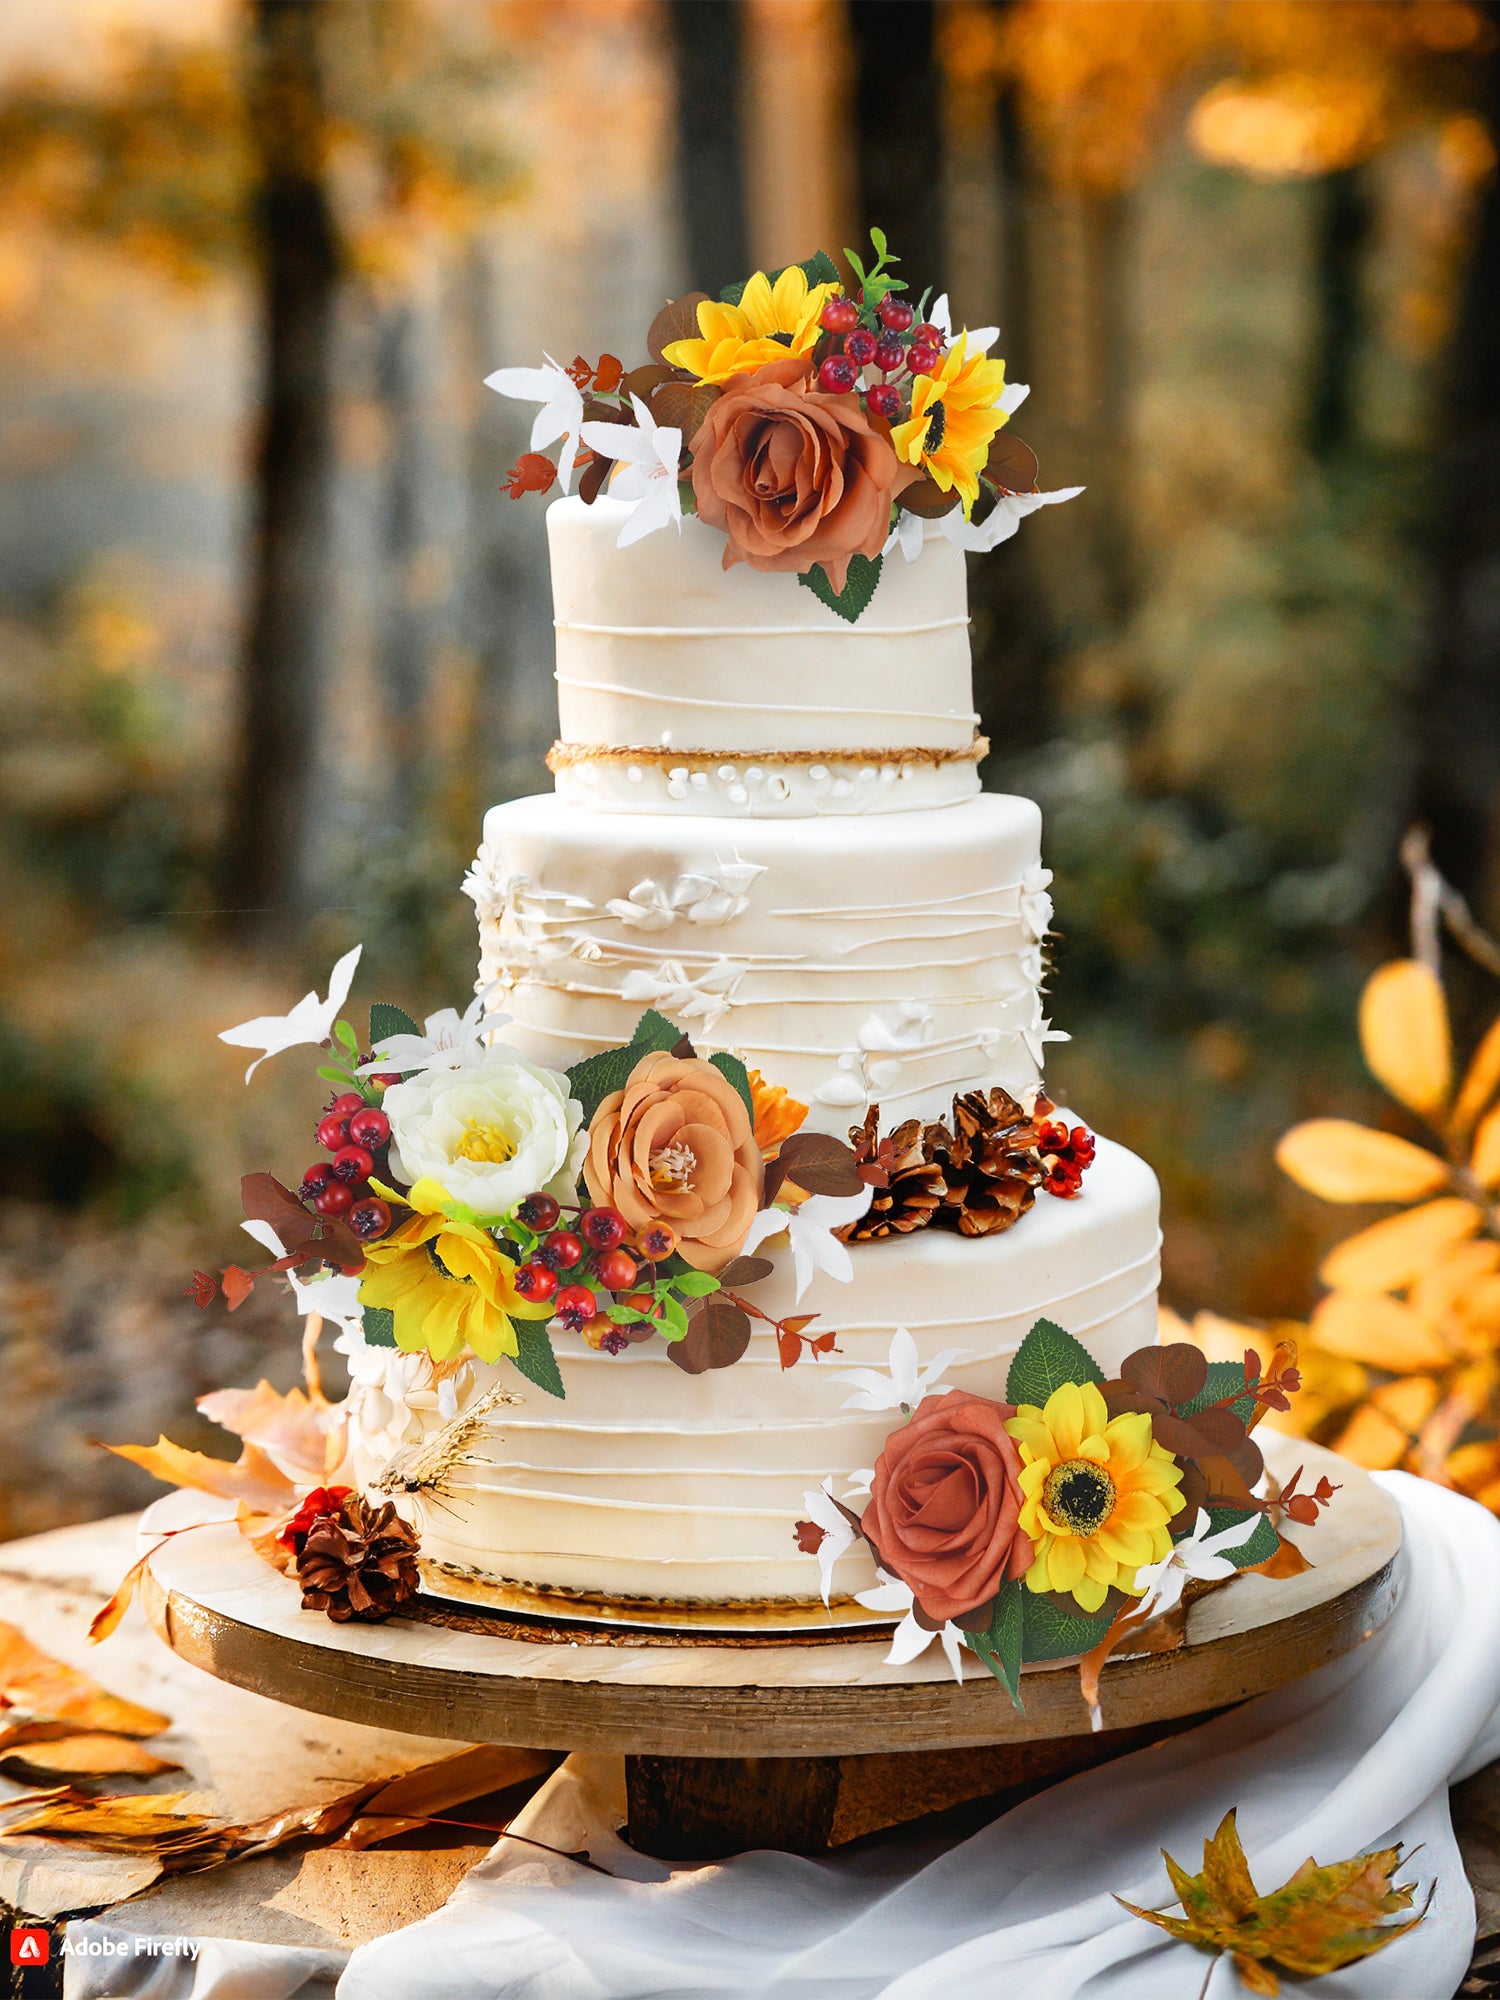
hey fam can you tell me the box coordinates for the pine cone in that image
[839,1115,944,1240]
[295,1493,421,1624]
[927,1087,1045,1237]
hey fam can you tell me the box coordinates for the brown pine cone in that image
[927,1087,1045,1237]
[840,1116,944,1240]
[295,1493,421,1624]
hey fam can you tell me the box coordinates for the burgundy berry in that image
[314,1181,354,1216]
[866,383,902,420]
[907,342,940,377]
[580,1206,628,1252]
[819,295,859,334]
[332,1143,376,1185]
[873,336,905,373]
[600,1328,629,1355]
[817,355,858,394]
[514,1261,558,1303]
[540,1228,585,1271]
[595,1247,638,1292]
[878,297,915,331]
[349,1197,392,1241]
[517,1192,561,1231]
[912,322,942,346]
[299,1163,333,1202]
[329,1092,365,1119]
[553,1283,598,1330]
[845,328,877,366]
[348,1106,390,1151]
[316,1113,351,1152]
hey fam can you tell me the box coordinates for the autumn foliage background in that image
[3,0,1500,1539]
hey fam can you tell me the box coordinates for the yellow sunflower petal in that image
[1046,1536,1087,1594]
[1072,1574,1109,1614]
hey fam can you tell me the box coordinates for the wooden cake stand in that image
[140,1439,1400,1858]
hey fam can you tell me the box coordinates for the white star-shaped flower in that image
[929,293,1000,356]
[855,1571,966,1682]
[358,987,507,1079]
[1022,1011,1070,1068]
[883,507,927,563]
[483,355,587,492]
[241,1221,365,1335]
[798,1479,856,1608]
[219,945,362,1083]
[740,1186,874,1302]
[581,395,684,548]
[942,484,1084,555]
[835,1326,969,1414]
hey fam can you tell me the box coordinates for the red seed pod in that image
[845,328,877,367]
[330,1092,365,1118]
[349,1197,393,1240]
[540,1229,586,1271]
[636,1224,677,1261]
[299,1163,333,1202]
[332,1143,376,1185]
[348,1106,391,1150]
[877,297,915,331]
[580,1207,628,1252]
[316,1113,352,1152]
[906,342,940,377]
[819,296,860,334]
[314,1181,354,1216]
[517,1192,562,1231]
[817,355,858,394]
[554,1283,599,1329]
[595,1247,639,1292]
[514,1261,559,1303]
[866,383,902,421]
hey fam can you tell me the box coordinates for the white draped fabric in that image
[66,1475,1500,2000]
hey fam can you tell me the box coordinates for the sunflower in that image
[662,266,838,385]
[890,335,1010,516]
[357,1177,553,1365]
[1004,1381,1185,1614]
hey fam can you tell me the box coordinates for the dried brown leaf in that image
[984,430,1040,492]
[647,291,709,364]
[0,1623,169,1737]
[105,1436,298,1515]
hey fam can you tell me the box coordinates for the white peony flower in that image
[383,1046,585,1218]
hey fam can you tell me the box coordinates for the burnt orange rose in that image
[862,1391,1033,1625]
[688,356,915,591]
[584,1052,764,1274]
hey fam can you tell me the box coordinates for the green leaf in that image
[869,224,887,259]
[369,1001,421,1050]
[362,1305,396,1349]
[1004,1318,1105,1408]
[719,277,747,306]
[316,1064,353,1084]
[673,1271,721,1297]
[967,1578,1025,1711]
[1180,1361,1257,1425]
[1209,1511,1280,1569]
[708,1050,754,1122]
[843,245,867,285]
[565,1009,684,1126]
[510,1321,565,1399]
[798,248,841,288]
[1019,1591,1115,1665]
[334,1019,360,1054]
[797,553,883,624]
[658,1292,690,1341]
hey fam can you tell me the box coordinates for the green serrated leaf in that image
[566,1009,691,1126]
[361,1305,396,1349]
[718,278,747,306]
[1019,1591,1115,1665]
[968,1578,1025,1711]
[628,1009,684,1054]
[1004,1317,1105,1408]
[1180,1360,1257,1425]
[797,553,883,625]
[707,1050,754,1122]
[1210,1511,1280,1570]
[798,248,841,288]
[673,1271,721,1297]
[369,1001,421,1050]
[510,1321,565,1399]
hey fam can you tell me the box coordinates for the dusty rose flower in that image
[584,1052,764,1275]
[861,1390,1034,1625]
[688,355,914,591]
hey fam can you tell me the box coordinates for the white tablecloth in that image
[67,1474,1500,2000]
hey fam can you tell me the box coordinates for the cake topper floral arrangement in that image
[487,229,1079,622]
[798,1318,1331,1726]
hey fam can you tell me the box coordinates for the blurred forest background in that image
[3,0,1500,1537]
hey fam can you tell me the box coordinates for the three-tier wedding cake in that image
[400,494,1161,1609]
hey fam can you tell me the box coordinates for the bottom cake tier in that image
[346,1133,1160,1608]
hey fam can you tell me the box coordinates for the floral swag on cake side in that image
[487,228,1080,621]
[796,1318,1334,1728]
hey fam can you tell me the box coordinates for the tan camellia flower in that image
[687,355,916,591]
[584,1052,764,1274]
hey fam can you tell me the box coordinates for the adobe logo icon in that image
[10,1928,50,1966]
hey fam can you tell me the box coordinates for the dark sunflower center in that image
[426,1238,474,1286]
[769,330,794,347]
[923,399,947,452]
[1042,1459,1116,1536]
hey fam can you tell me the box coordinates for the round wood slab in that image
[140,1439,1401,1759]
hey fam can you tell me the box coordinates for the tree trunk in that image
[1308,165,1371,461]
[223,0,340,942]
[1411,14,1500,927]
[375,291,439,832]
[847,0,944,273]
[665,0,749,296]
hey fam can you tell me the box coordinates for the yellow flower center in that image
[454,1118,515,1165]
[1042,1459,1116,1536]
[650,1140,696,1191]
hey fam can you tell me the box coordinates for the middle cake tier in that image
[466,791,1059,1135]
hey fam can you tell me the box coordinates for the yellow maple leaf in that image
[0,1622,168,1738]
[1117,1808,1428,1995]
[1358,959,1451,1121]
[1275,1120,1450,1204]
[1319,1197,1483,1294]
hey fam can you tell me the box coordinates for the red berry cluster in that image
[815,288,945,424]
[277,1484,352,1553]
[1037,1118,1097,1199]
[299,1092,394,1240]
[511,1196,679,1353]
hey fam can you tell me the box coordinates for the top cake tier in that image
[545,496,983,817]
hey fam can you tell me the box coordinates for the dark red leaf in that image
[774,1133,865,1197]
[647,292,710,365]
[594,353,625,393]
[793,1519,826,1555]
[895,475,960,519]
[1121,1343,1208,1408]
[777,1329,802,1370]
[667,1297,752,1375]
[185,1270,217,1308]
[809,1330,839,1355]
[621,363,679,404]
[578,452,613,505]
[220,1265,255,1311]
[984,430,1039,494]
[649,378,721,445]
[717,1255,775,1288]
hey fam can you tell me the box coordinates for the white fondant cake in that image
[353,492,1162,1609]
